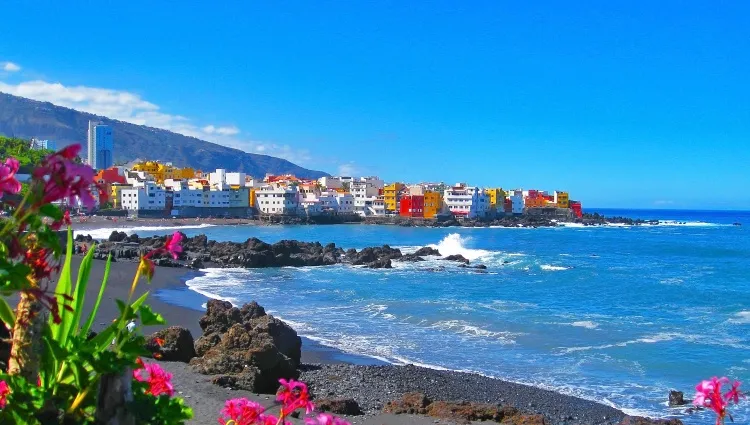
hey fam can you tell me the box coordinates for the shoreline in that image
[56,256,679,424]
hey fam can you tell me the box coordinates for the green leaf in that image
[0,298,16,327]
[81,254,111,336]
[39,203,63,220]
[91,323,118,352]
[66,243,97,340]
[138,304,166,326]
[50,228,74,341]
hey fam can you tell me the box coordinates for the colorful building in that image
[399,195,424,218]
[554,191,570,208]
[485,188,507,211]
[131,161,195,183]
[383,183,404,212]
[524,190,547,208]
[423,190,443,218]
[570,201,583,218]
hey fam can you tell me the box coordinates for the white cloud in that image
[2,62,21,72]
[337,162,358,176]
[202,125,240,136]
[0,79,311,165]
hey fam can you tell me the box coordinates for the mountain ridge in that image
[0,92,329,179]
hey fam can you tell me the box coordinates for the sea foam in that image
[78,223,216,240]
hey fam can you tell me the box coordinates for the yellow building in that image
[249,189,257,208]
[485,188,507,210]
[110,184,132,209]
[383,183,404,212]
[131,161,196,183]
[423,190,443,218]
[555,191,570,208]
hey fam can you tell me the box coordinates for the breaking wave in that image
[77,223,215,240]
[428,233,490,261]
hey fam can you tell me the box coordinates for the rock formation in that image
[189,300,302,393]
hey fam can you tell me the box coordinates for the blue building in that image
[87,121,113,170]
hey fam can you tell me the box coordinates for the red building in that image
[570,201,583,218]
[94,168,126,206]
[504,198,513,213]
[399,195,424,218]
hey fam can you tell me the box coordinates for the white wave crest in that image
[571,321,599,329]
[428,233,490,261]
[430,320,517,344]
[540,264,570,271]
[729,311,750,324]
[76,223,216,240]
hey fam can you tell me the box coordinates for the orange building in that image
[423,190,443,218]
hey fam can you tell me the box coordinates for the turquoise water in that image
[93,210,750,423]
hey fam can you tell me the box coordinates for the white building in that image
[351,180,380,199]
[318,177,343,190]
[300,199,323,216]
[443,183,490,219]
[87,121,113,170]
[255,186,299,215]
[372,196,386,216]
[335,193,355,214]
[120,182,166,211]
[30,138,56,151]
[509,190,525,214]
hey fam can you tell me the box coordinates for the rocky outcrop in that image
[87,234,493,271]
[668,390,685,406]
[145,326,196,363]
[383,393,545,424]
[314,398,363,415]
[414,246,441,256]
[443,254,470,264]
[189,300,302,393]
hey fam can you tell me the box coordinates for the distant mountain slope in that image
[0,92,328,178]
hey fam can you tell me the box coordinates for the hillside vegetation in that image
[0,92,329,179]
[0,135,54,173]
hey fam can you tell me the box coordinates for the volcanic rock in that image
[414,246,441,256]
[315,398,363,415]
[190,300,302,393]
[145,326,196,362]
[443,254,470,264]
[668,390,685,406]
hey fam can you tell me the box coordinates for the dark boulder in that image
[365,258,392,269]
[668,390,685,406]
[145,326,196,362]
[619,417,684,425]
[108,231,128,242]
[443,254,470,264]
[414,246,441,256]
[400,254,425,262]
[190,301,302,393]
[315,398,363,415]
[198,300,242,335]
[126,233,140,243]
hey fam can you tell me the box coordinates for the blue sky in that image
[1,1,749,209]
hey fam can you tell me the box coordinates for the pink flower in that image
[218,398,265,425]
[165,232,184,259]
[305,413,351,425]
[0,380,9,408]
[0,157,22,199]
[31,144,97,210]
[259,414,292,425]
[277,378,315,415]
[693,376,744,424]
[724,380,744,405]
[133,362,174,397]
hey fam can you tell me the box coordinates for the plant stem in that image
[7,289,45,381]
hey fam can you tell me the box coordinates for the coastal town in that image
[46,121,584,221]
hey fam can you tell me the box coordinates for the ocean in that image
[87,209,750,424]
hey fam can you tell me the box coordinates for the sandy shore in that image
[14,254,669,424]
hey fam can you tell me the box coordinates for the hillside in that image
[0,92,328,179]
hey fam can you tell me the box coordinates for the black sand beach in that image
[35,254,676,425]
